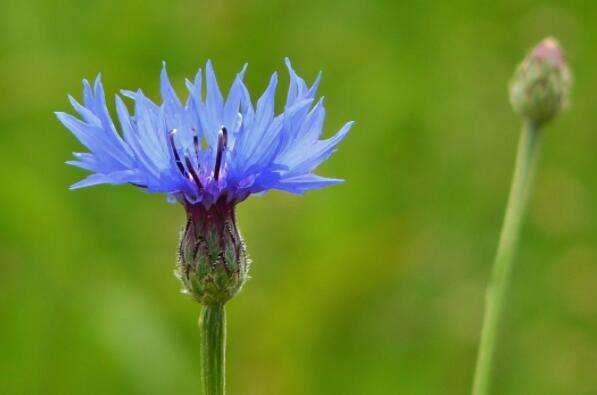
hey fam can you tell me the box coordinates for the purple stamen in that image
[214,127,228,181]
[168,130,186,176]
[185,156,203,190]
[191,127,201,162]
[193,134,200,161]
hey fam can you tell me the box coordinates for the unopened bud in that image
[509,37,572,125]
[176,202,250,305]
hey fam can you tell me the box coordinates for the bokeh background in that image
[1,1,596,394]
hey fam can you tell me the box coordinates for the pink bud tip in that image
[530,38,565,67]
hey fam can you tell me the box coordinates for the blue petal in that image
[160,63,182,108]
[274,174,344,194]
[280,120,353,174]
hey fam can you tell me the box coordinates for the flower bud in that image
[176,202,250,305]
[509,37,572,125]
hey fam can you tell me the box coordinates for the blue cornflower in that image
[57,59,352,306]
[57,59,352,207]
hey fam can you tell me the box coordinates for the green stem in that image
[472,121,542,395]
[201,303,226,395]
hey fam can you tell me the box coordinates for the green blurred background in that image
[1,0,596,394]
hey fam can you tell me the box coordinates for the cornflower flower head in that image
[57,59,353,305]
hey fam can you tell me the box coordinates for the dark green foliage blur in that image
[1,1,596,394]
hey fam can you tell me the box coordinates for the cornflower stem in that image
[201,303,226,395]
[472,120,542,395]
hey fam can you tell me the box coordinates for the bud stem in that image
[201,303,226,395]
[472,121,542,395]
